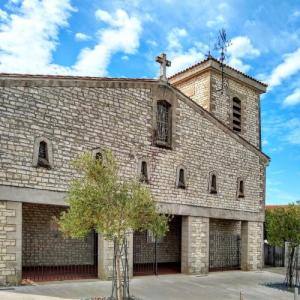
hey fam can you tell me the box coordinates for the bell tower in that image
[169,57,267,149]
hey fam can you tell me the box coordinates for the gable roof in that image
[0,73,270,164]
[167,82,270,163]
[169,56,267,93]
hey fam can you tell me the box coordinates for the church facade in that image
[0,56,269,285]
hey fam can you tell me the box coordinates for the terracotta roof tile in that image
[0,73,157,82]
[168,56,268,87]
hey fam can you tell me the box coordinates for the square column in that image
[241,221,263,271]
[181,216,209,275]
[0,201,22,286]
[98,232,133,280]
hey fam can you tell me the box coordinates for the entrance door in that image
[209,233,241,271]
[133,216,181,276]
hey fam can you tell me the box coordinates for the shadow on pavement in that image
[262,282,297,294]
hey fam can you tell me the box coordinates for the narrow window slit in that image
[210,174,217,194]
[38,141,50,168]
[178,168,186,189]
[238,179,245,198]
[140,161,149,184]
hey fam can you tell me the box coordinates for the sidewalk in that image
[0,270,294,300]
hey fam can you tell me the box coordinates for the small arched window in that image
[209,173,217,194]
[140,161,149,184]
[232,97,242,133]
[38,141,50,168]
[33,137,53,169]
[237,179,245,198]
[156,100,172,147]
[92,148,103,163]
[177,168,186,189]
[95,152,103,162]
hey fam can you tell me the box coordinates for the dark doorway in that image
[22,203,98,282]
[133,215,181,276]
[209,232,241,271]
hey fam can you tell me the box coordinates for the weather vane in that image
[214,28,231,92]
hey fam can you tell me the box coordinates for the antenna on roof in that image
[214,28,231,93]
[205,33,213,59]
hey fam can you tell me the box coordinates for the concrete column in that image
[241,221,263,271]
[181,216,209,275]
[98,232,133,280]
[98,234,114,280]
[0,201,22,286]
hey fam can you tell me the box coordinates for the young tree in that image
[58,150,169,300]
[266,204,300,287]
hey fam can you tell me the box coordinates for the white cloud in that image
[73,9,142,76]
[166,27,206,76]
[0,9,8,21]
[146,39,157,47]
[0,4,142,76]
[285,118,300,145]
[227,36,260,73]
[283,88,300,107]
[267,47,300,88]
[75,32,91,42]
[167,27,187,50]
[0,0,74,74]
[292,10,300,18]
[206,15,226,28]
[121,55,129,60]
[168,48,205,76]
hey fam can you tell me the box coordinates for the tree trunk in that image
[287,246,296,287]
[115,241,123,300]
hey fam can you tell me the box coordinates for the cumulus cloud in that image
[0,0,74,74]
[0,3,142,76]
[283,88,300,107]
[285,118,300,145]
[0,9,8,21]
[166,27,206,76]
[206,15,226,28]
[75,32,91,42]
[227,36,260,73]
[167,28,187,50]
[74,9,142,76]
[267,47,300,88]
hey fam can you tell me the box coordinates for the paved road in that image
[0,270,295,300]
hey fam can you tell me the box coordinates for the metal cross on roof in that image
[155,53,171,82]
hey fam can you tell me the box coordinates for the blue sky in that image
[0,0,300,204]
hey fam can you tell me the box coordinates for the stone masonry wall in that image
[0,201,22,286]
[211,72,261,148]
[22,203,95,266]
[0,83,265,213]
[209,218,241,235]
[175,71,210,110]
[241,221,263,271]
[181,216,209,274]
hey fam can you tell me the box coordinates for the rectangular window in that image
[232,97,241,133]
[156,100,171,147]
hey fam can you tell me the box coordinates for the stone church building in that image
[0,55,269,285]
